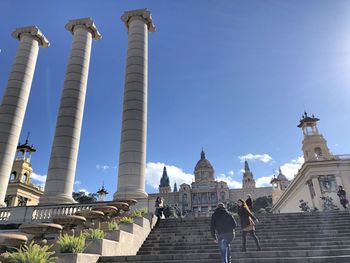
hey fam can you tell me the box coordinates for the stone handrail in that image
[0,201,127,225]
[0,208,11,222]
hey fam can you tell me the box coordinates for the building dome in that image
[194,150,215,182]
[277,168,288,181]
[195,150,214,171]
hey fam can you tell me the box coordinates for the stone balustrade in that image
[0,201,128,225]
[0,208,11,222]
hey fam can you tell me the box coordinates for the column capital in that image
[121,8,156,32]
[11,26,50,48]
[65,17,102,40]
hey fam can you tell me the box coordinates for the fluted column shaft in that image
[0,27,49,207]
[114,9,155,200]
[40,19,101,204]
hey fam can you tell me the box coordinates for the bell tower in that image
[10,139,36,185]
[5,138,43,207]
[159,166,171,194]
[242,160,256,189]
[298,112,332,162]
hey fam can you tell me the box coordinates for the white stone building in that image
[150,150,272,213]
[271,113,350,213]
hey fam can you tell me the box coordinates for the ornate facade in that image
[5,140,43,207]
[150,150,272,213]
[271,113,350,213]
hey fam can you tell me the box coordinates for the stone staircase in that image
[99,211,350,263]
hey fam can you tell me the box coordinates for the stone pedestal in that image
[40,18,101,205]
[114,9,155,200]
[0,26,49,207]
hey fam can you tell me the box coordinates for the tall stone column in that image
[0,26,49,207]
[40,18,101,204]
[114,9,155,200]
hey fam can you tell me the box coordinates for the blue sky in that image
[1,1,350,198]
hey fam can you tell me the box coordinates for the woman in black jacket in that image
[337,186,348,209]
[237,199,261,252]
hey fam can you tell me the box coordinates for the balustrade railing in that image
[0,208,11,222]
[0,200,122,225]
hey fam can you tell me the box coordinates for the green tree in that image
[227,202,238,213]
[252,196,272,213]
[72,191,97,204]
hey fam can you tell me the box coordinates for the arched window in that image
[9,172,16,182]
[220,191,225,201]
[22,173,28,183]
[314,147,322,157]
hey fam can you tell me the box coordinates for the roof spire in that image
[159,165,170,187]
[244,160,250,171]
[201,148,205,159]
[173,182,178,192]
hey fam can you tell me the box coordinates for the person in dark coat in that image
[246,195,253,211]
[154,196,164,226]
[237,199,261,252]
[210,203,237,263]
[337,186,348,209]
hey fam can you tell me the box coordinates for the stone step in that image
[144,235,350,244]
[100,211,350,262]
[139,242,350,251]
[138,245,350,255]
[149,228,350,236]
[99,248,350,262]
[157,219,350,228]
[98,255,350,263]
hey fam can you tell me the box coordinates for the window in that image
[314,147,322,157]
[17,196,28,207]
[22,173,28,183]
[4,195,13,206]
[220,191,225,201]
[9,172,16,182]
[183,193,188,203]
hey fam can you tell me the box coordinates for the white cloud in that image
[96,164,110,171]
[228,170,234,176]
[146,162,193,190]
[280,156,304,180]
[31,172,47,187]
[238,153,273,163]
[78,188,90,194]
[256,175,274,187]
[216,173,242,189]
[74,180,81,185]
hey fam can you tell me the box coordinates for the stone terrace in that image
[99,211,350,263]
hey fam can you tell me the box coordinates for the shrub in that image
[57,233,86,253]
[84,228,105,239]
[6,241,56,263]
[131,207,148,218]
[119,217,134,224]
[108,221,119,231]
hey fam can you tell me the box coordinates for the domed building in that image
[149,149,272,214]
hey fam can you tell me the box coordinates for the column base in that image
[113,189,148,200]
[39,194,76,205]
[0,200,7,208]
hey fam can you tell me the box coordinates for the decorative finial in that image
[25,132,30,144]
[201,148,205,159]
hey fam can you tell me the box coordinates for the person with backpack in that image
[210,202,237,263]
